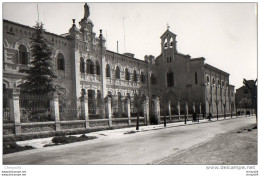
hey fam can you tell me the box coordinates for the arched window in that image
[151,74,156,84]
[212,77,215,87]
[195,72,198,85]
[116,66,120,79]
[133,70,138,82]
[141,72,145,83]
[96,61,100,75]
[222,80,224,88]
[86,59,94,74]
[106,64,110,77]
[217,79,220,87]
[57,53,65,70]
[125,68,130,80]
[80,58,85,73]
[169,37,173,48]
[166,57,172,63]
[225,82,228,89]
[167,71,174,87]
[18,45,28,65]
[206,76,210,85]
[164,39,168,49]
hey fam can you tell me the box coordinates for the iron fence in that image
[111,98,127,118]
[88,99,105,119]
[19,94,52,123]
[59,98,82,120]
[3,94,10,122]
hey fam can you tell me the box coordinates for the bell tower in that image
[160,26,177,63]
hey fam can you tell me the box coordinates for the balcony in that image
[81,73,101,82]
[106,77,141,87]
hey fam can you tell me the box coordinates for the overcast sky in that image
[3,2,257,88]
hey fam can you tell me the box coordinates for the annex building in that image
[3,3,236,122]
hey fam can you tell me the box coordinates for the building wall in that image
[3,4,235,118]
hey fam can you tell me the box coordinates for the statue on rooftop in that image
[84,3,90,19]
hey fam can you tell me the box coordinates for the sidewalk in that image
[16,115,249,149]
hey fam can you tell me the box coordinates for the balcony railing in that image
[105,77,142,87]
[81,73,101,82]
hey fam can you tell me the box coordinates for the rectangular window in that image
[167,72,174,87]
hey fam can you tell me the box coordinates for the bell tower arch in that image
[160,26,177,63]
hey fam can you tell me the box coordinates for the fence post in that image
[106,96,112,127]
[168,101,172,122]
[177,101,181,121]
[125,97,131,125]
[51,92,60,131]
[9,88,21,134]
[154,97,160,124]
[80,94,89,128]
[145,97,150,125]
[192,102,196,113]
[185,102,188,124]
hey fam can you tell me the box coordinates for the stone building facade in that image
[235,80,256,114]
[3,3,235,120]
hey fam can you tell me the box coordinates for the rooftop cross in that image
[167,23,170,30]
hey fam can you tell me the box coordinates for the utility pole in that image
[123,17,128,53]
[37,3,39,23]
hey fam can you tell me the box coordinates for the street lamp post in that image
[164,102,166,127]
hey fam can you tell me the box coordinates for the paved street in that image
[3,116,256,165]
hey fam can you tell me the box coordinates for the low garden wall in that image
[3,117,147,137]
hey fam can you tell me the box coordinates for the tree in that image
[133,90,146,130]
[243,79,257,122]
[157,89,177,126]
[19,22,67,121]
[19,22,64,96]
